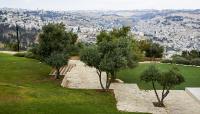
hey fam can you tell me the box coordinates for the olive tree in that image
[80,46,105,90]
[140,65,161,105]
[37,23,77,60]
[45,52,68,79]
[96,27,138,81]
[141,65,185,107]
[159,67,185,106]
[80,36,137,91]
[34,23,77,79]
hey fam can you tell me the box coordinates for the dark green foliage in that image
[45,52,68,79]
[80,46,101,68]
[14,52,26,57]
[172,56,190,65]
[181,50,200,59]
[145,43,164,58]
[96,26,131,44]
[140,65,185,106]
[29,44,40,56]
[4,42,19,51]
[37,23,77,59]
[191,58,200,66]
[158,67,185,105]
[140,65,162,106]
[189,50,199,58]
[24,52,39,59]
[172,50,200,66]
[96,27,138,81]
[81,27,138,90]
[137,40,164,58]
[160,67,185,88]
[140,65,161,83]
[181,51,189,58]
[161,59,172,63]
[14,52,39,59]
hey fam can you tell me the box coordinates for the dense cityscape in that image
[0,8,200,57]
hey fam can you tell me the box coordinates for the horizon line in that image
[1,7,200,12]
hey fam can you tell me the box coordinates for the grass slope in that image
[118,63,200,90]
[0,53,144,114]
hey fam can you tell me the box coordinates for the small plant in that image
[14,52,26,57]
[141,65,185,107]
[161,59,172,64]
[45,52,68,79]
[158,67,185,106]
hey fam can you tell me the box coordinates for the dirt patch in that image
[69,56,80,60]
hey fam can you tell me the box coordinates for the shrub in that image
[24,52,39,59]
[191,58,200,66]
[161,59,172,63]
[172,56,190,65]
[4,43,19,51]
[14,52,26,57]
[14,52,39,60]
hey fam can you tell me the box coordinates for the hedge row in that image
[14,52,39,60]
[161,57,200,66]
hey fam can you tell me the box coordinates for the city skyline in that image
[0,0,200,11]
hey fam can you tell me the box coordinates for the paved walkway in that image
[0,51,19,55]
[61,60,200,114]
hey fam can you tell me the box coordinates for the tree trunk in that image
[55,68,60,79]
[152,81,161,104]
[111,71,116,82]
[106,72,111,90]
[16,25,20,52]
[96,69,105,90]
[160,89,170,105]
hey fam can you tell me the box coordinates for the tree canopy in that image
[141,65,185,107]
[37,23,77,59]
[80,26,138,90]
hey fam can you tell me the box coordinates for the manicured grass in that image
[0,53,144,114]
[118,63,200,90]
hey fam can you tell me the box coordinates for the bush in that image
[14,53,26,57]
[191,58,200,66]
[14,52,39,60]
[4,43,19,51]
[172,56,190,65]
[24,52,39,59]
[29,44,39,56]
[161,59,172,63]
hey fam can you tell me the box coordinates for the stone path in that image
[61,60,107,89]
[186,88,200,104]
[0,51,19,55]
[61,60,200,114]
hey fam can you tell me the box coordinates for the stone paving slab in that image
[61,60,107,89]
[111,83,167,114]
[186,88,200,104]
[61,60,200,114]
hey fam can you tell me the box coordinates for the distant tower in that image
[77,26,81,33]
[163,45,167,59]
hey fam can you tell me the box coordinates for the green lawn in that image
[0,53,145,114]
[118,63,200,90]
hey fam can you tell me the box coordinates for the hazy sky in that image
[0,0,200,10]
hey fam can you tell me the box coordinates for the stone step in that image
[185,87,200,104]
